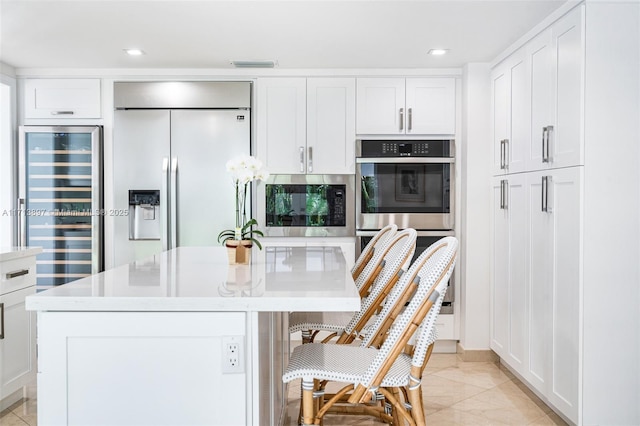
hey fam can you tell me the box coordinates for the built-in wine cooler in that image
[18,126,103,288]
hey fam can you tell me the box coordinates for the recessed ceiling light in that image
[428,49,449,56]
[124,49,145,56]
[230,60,278,68]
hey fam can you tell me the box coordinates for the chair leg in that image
[301,378,316,425]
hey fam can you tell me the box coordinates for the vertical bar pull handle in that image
[500,179,508,210]
[170,157,178,250]
[545,125,553,163]
[161,157,169,251]
[542,176,551,212]
[399,108,404,131]
[299,146,305,173]
[17,198,26,247]
[503,139,509,170]
[307,146,313,173]
[408,108,413,131]
[542,126,553,163]
[0,302,4,340]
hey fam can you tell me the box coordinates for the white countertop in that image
[25,246,360,312]
[0,246,43,262]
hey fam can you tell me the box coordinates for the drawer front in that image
[0,256,37,295]
[434,313,456,340]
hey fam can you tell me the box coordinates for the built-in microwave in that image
[256,174,355,237]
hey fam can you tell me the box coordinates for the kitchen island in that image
[25,246,359,426]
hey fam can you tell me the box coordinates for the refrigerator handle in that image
[170,157,178,250]
[17,198,26,247]
[161,158,170,251]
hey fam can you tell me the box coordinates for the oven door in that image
[356,230,455,313]
[356,157,454,230]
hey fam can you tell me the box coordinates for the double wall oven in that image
[356,139,455,313]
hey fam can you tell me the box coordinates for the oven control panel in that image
[358,139,452,158]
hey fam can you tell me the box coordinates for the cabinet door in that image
[491,64,510,175]
[550,7,584,169]
[405,78,456,135]
[528,29,554,170]
[526,171,553,395]
[491,175,527,373]
[506,50,530,174]
[24,79,101,119]
[257,78,307,174]
[0,286,36,405]
[547,166,581,424]
[356,78,405,135]
[306,78,356,174]
[491,178,509,355]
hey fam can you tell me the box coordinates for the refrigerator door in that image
[170,110,250,246]
[113,110,170,266]
[18,126,102,287]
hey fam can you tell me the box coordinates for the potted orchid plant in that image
[217,155,269,263]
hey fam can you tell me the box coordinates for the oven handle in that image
[356,157,454,164]
[357,230,455,237]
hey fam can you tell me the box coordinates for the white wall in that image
[582,1,640,423]
[459,63,492,350]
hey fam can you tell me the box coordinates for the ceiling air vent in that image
[231,60,278,68]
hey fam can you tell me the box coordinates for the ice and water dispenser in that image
[129,190,161,240]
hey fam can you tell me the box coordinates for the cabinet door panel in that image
[549,167,581,423]
[307,78,355,174]
[356,78,405,134]
[24,79,101,119]
[551,8,584,168]
[492,66,509,175]
[405,78,455,135]
[508,51,530,174]
[529,30,554,169]
[491,178,508,355]
[0,286,36,401]
[527,171,552,393]
[507,176,527,372]
[257,78,307,174]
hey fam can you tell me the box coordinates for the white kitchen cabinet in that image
[356,77,455,135]
[490,174,527,375]
[257,77,355,175]
[491,48,529,175]
[492,167,581,422]
[23,79,101,119]
[528,9,583,170]
[0,248,39,411]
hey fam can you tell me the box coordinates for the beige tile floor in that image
[0,353,567,425]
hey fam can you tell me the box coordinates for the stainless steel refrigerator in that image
[112,81,251,266]
[18,125,103,287]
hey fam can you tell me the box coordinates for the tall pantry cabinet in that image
[490,2,640,425]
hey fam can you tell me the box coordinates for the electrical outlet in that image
[221,336,244,374]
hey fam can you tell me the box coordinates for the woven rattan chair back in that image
[351,224,398,281]
[349,236,458,403]
[336,228,417,344]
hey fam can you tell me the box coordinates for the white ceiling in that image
[0,0,567,70]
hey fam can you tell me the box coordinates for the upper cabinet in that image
[257,77,355,174]
[356,77,455,135]
[24,79,102,119]
[492,9,583,175]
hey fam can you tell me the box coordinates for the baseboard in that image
[456,342,499,362]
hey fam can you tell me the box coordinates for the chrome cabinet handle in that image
[17,198,25,247]
[399,108,404,131]
[542,175,551,212]
[50,111,74,115]
[307,146,313,173]
[500,179,508,210]
[299,146,305,173]
[6,269,29,279]
[408,108,413,131]
[503,139,509,170]
[542,126,553,163]
[0,303,4,339]
[500,140,504,169]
